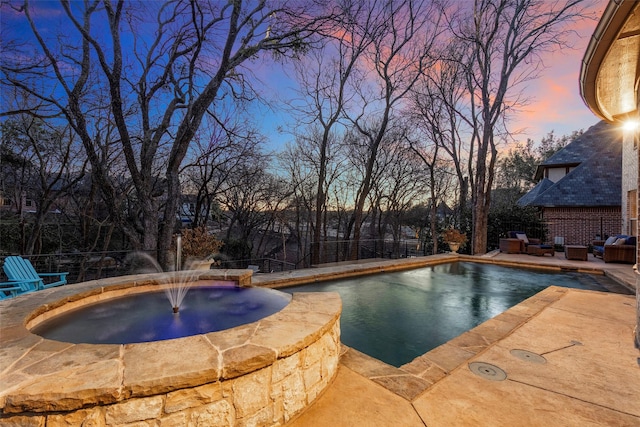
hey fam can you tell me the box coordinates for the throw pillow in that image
[515,233,529,244]
[613,238,626,245]
[604,236,618,246]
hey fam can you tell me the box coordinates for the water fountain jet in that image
[125,251,208,314]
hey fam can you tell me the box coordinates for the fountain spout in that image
[125,251,194,313]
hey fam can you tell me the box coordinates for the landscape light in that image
[622,119,640,132]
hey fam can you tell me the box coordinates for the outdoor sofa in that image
[592,235,636,264]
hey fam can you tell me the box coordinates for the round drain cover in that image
[468,362,507,381]
[510,349,547,364]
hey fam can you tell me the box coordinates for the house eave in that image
[580,0,640,122]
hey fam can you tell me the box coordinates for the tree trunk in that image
[430,198,438,255]
[311,139,328,265]
[472,196,489,255]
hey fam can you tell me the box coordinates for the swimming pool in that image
[283,262,630,367]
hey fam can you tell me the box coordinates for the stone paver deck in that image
[1,251,638,425]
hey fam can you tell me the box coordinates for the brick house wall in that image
[542,207,622,246]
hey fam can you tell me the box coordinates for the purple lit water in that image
[32,285,291,344]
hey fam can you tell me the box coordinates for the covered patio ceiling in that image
[580,0,640,122]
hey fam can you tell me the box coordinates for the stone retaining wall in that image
[0,273,341,427]
[3,319,339,426]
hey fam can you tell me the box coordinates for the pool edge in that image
[256,254,636,402]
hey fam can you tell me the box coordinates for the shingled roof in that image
[517,178,554,206]
[518,121,622,208]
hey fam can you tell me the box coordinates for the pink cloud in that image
[510,0,607,144]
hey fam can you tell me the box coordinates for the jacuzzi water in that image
[32,285,292,344]
[283,262,630,367]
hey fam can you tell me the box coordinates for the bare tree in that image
[447,0,589,254]
[404,130,456,255]
[343,0,442,259]
[277,142,317,265]
[407,44,468,253]
[1,116,86,255]
[1,0,334,268]
[287,0,379,265]
[180,112,263,228]
[278,126,349,264]
[369,139,430,256]
[218,157,291,263]
[414,39,472,218]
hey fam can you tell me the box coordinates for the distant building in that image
[518,121,622,245]
[0,190,37,214]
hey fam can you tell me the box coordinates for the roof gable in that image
[541,121,618,167]
[519,121,622,208]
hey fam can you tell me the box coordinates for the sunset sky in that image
[253,0,610,152]
[505,0,608,145]
[1,0,610,153]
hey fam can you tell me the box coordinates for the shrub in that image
[177,226,223,260]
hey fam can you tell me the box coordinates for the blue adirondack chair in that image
[3,256,69,290]
[0,278,39,299]
[0,281,24,299]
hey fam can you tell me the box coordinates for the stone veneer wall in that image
[543,207,622,245]
[0,273,342,427]
[4,320,340,426]
[622,128,639,235]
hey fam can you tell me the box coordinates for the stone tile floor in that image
[2,251,637,426]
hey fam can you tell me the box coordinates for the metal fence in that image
[2,251,157,284]
[1,239,435,284]
[0,251,303,285]
[216,258,297,273]
[5,221,596,285]
[309,238,445,265]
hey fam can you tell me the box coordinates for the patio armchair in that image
[506,231,542,253]
[592,235,636,264]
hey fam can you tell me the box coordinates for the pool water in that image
[32,286,291,344]
[283,262,630,367]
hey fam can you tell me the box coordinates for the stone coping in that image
[254,254,635,402]
[252,252,634,291]
[0,270,341,415]
[339,286,570,401]
[1,255,634,415]
[252,254,460,289]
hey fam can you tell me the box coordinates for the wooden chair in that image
[3,256,69,290]
[0,280,37,299]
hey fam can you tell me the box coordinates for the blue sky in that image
[1,0,608,154]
